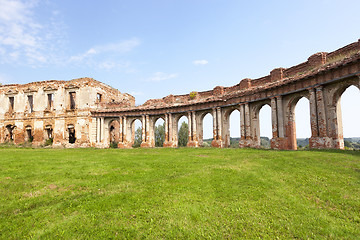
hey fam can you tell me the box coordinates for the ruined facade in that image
[92,40,360,150]
[0,78,134,147]
[2,40,360,150]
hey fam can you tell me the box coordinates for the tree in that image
[178,121,188,147]
[155,124,165,147]
[133,127,142,148]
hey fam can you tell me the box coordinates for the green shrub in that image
[189,91,197,99]
[110,141,118,148]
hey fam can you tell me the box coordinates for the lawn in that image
[0,147,359,239]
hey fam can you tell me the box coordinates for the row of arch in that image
[104,85,359,148]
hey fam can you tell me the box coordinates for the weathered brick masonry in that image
[92,40,360,150]
[0,78,134,147]
[2,40,360,149]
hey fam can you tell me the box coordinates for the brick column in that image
[165,114,169,142]
[212,108,217,140]
[101,117,105,143]
[188,111,192,141]
[192,111,197,141]
[309,88,319,137]
[277,96,284,138]
[119,117,123,142]
[96,117,101,143]
[240,104,245,140]
[271,97,278,139]
[123,116,127,142]
[217,107,222,140]
[168,113,173,142]
[244,103,251,139]
[146,115,150,143]
[316,86,327,137]
[142,115,146,143]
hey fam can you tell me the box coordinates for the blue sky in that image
[1,0,360,139]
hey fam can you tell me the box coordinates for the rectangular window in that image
[28,95,33,113]
[9,97,14,112]
[96,93,102,102]
[69,92,76,109]
[47,93,53,109]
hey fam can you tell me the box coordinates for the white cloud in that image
[193,59,209,65]
[69,38,140,63]
[147,72,179,82]
[0,0,66,66]
[97,61,130,70]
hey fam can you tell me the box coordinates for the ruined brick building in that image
[1,40,360,150]
[0,78,134,147]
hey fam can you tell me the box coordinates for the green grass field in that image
[0,147,359,239]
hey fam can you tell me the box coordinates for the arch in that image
[223,107,240,148]
[109,119,120,145]
[199,111,213,147]
[295,97,311,149]
[67,124,76,144]
[25,125,33,142]
[44,125,53,140]
[5,124,15,142]
[331,79,360,106]
[336,84,360,149]
[259,104,271,147]
[131,118,143,147]
[177,115,189,147]
[153,117,165,147]
[286,92,310,150]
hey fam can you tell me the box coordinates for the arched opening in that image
[229,109,240,148]
[259,104,271,148]
[132,119,142,148]
[5,125,15,142]
[295,97,311,149]
[68,125,76,144]
[177,115,188,147]
[339,85,360,149]
[45,125,53,140]
[44,125,53,146]
[154,118,165,147]
[109,120,120,147]
[201,113,213,147]
[25,125,33,142]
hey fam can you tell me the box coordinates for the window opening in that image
[26,126,33,142]
[69,92,76,109]
[96,93,102,102]
[68,125,76,143]
[28,95,33,113]
[9,97,14,112]
[47,94,53,109]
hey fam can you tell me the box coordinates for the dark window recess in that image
[69,92,76,109]
[69,128,76,144]
[28,95,33,112]
[9,97,14,112]
[47,94,53,109]
[26,127,33,142]
[5,125,14,141]
[45,125,53,139]
[96,93,102,102]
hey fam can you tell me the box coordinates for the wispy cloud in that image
[193,59,208,65]
[147,72,179,82]
[0,0,66,66]
[69,38,140,63]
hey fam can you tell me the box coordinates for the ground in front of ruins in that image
[1,147,359,239]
